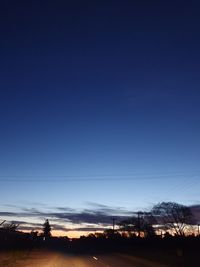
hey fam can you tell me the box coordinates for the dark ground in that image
[0,236,200,267]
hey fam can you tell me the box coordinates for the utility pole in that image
[112,218,116,233]
[137,211,142,237]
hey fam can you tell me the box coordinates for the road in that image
[52,253,170,267]
[0,250,172,267]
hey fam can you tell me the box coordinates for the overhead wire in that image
[0,171,199,183]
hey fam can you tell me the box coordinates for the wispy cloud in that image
[85,202,132,216]
[2,202,199,234]
[0,202,133,233]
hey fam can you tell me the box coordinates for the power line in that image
[0,174,198,182]
[0,170,199,178]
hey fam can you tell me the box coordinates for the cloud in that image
[0,212,18,216]
[49,211,115,224]
[190,205,200,223]
[55,207,76,212]
[85,202,132,216]
[65,227,107,232]
[2,203,200,234]
[0,203,133,233]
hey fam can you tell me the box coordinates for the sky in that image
[0,0,200,237]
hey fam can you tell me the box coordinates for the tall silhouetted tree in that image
[43,219,51,239]
[151,202,192,236]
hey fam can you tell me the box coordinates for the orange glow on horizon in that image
[21,229,96,238]
[51,230,97,238]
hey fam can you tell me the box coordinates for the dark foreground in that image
[1,236,200,266]
[0,248,199,267]
[0,250,175,267]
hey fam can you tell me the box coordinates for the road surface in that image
[0,250,173,267]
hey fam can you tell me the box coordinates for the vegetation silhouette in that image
[0,202,200,266]
[118,211,156,238]
[151,202,193,236]
[43,219,51,240]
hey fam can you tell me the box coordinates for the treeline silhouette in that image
[0,201,200,262]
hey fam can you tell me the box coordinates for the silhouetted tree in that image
[3,222,19,231]
[31,230,38,239]
[94,232,106,239]
[151,202,192,236]
[43,219,51,239]
[119,212,156,238]
[103,228,121,238]
[118,217,138,237]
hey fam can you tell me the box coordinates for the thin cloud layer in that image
[0,203,133,233]
[1,203,199,234]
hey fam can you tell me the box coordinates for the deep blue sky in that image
[0,0,200,233]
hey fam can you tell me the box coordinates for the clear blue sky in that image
[0,0,200,234]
